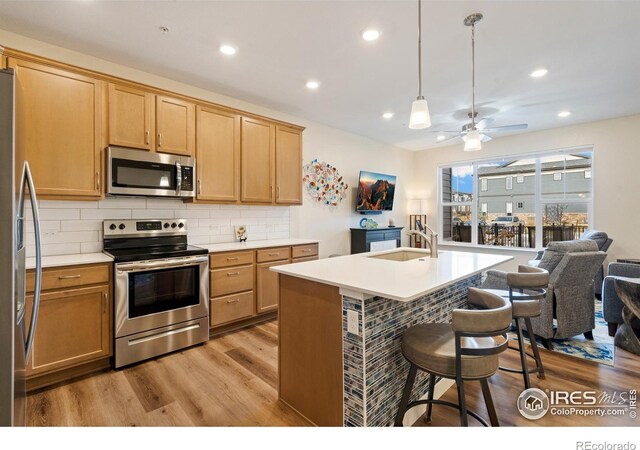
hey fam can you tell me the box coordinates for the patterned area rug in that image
[509,300,615,366]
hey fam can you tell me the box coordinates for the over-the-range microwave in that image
[106,146,196,198]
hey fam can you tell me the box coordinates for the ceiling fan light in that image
[409,98,432,129]
[463,129,482,151]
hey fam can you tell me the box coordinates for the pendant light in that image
[463,13,483,151]
[409,0,431,129]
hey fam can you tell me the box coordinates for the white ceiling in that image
[1,0,639,151]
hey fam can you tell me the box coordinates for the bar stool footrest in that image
[397,399,490,427]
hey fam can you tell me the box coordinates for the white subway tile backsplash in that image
[25,200,290,257]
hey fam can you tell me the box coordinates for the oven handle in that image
[116,255,208,273]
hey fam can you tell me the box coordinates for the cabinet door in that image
[156,95,195,156]
[256,260,288,313]
[108,83,154,150]
[11,59,103,198]
[241,117,274,203]
[196,106,240,202]
[25,285,111,377]
[275,125,303,204]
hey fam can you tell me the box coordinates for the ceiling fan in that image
[432,13,528,149]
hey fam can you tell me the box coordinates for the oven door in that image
[106,146,195,198]
[114,255,209,338]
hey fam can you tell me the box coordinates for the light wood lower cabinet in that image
[210,291,255,327]
[256,260,289,314]
[25,263,112,389]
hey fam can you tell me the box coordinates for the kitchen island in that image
[271,248,512,427]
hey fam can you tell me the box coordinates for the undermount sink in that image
[368,250,430,262]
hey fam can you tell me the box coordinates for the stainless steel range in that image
[103,219,209,368]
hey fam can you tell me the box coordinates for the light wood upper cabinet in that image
[10,58,103,199]
[275,125,303,205]
[156,95,195,156]
[26,285,111,377]
[196,106,240,202]
[108,83,154,150]
[241,116,275,203]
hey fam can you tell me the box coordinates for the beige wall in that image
[412,114,640,266]
[0,29,416,259]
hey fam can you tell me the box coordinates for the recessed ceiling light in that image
[362,29,380,41]
[159,26,169,33]
[219,45,237,56]
[437,135,446,141]
[558,111,571,118]
[530,68,548,78]
[306,80,320,90]
[382,112,393,119]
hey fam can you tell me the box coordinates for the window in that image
[439,147,593,249]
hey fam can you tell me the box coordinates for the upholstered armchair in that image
[602,262,640,336]
[532,230,612,297]
[484,240,606,346]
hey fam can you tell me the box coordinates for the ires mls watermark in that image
[517,387,637,420]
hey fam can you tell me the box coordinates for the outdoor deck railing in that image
[451,223,588,248]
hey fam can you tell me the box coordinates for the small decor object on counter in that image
[303,159,348,207]
[359,217,378,229]
[235,225,248,242]
[388,218,395,227]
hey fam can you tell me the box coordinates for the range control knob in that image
[109,224,117,231]
[178,222,184,229]
[171,222,177,228]
[118,223,126,230]
[163,222,170,229]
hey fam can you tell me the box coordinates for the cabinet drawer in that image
[257,247,290,263]
[27,264,111,293]
[384,231,401,240]
[210,264,254,297]
[210,291,255,327]
[292,255,318,263]
[210,250,254,269]
[291,244,318,259]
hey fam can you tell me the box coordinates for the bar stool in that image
[394,288,512,427]
[483,265,549,390]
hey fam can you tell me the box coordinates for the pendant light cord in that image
[417,0,422,99]
[471,20,476,129]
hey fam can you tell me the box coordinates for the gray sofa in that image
[602,262,640,336]
[485,240,606,346]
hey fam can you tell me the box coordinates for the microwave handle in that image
[175,161,182,196]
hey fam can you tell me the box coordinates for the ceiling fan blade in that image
[437,135,462,144]
[480,134,493,143]
[475,118,490,130]
[482,123,528,132]
[430,130,460,133]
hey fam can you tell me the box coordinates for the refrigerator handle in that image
[19,162,42,360]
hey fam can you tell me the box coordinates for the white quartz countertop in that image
[271,247,513,302]
[202,238,319,253]
[26,253,114,270]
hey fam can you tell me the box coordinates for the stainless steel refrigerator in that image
[0,68,42,426]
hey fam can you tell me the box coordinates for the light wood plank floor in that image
[28,320,640,426]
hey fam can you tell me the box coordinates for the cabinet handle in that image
[226,257,239,261]
[103,293,107,314]
[268,253,280,257]
[197,179,202,195]
[301,249,312,253]
[226,299,240,304]
[145,130,150,145]
[58,275,81,280]
[226,271,240,277]
[277,186,280,199]
[270,185,273,197]
[158,133,162,147]
[96,172,100,191]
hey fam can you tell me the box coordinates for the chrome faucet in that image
[407,226,439,258]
